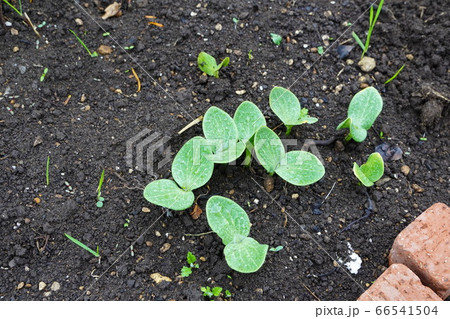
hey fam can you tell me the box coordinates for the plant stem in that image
[46,156,50,185]
[285,125,292,136]
[2,0,23,16]
[344,134,352,143]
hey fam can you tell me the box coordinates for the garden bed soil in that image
[0,0,449,301]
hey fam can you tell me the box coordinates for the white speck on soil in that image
[343,242,362,274]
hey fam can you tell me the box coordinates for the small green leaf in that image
[269,245,284,252]
[65,233,100,257]
[224,235,269,273]
[198,52,218,77]
[187,251,197,264]
[218,57,230,68]
[337,87,383,142]
[318,46,324,55]
[206,196,251,245]
[353,152,384,187]
[212,287,222,296]
[269,86,301,126]
[270,33,282,45]
[201,286,213,298]
[181,266,192,277]
[172,137,214,191]
[225,290,232,298]
[275,151,325,186]
[143,179,195,210]
[254,126,285,174]
[233,101,266,143]
[96,201,104,208]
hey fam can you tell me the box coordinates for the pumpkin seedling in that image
[353,152,384,187]
[254,126,325,186]
[269,86,317,135]
[96,169,105,208]
[197,52,229,78]
[336,86,383,143]
[65,233,99,257]
[144,137,214,210]
[206,196,268,273]
[180,251,199,277]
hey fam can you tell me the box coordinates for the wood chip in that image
[102,2,121,20]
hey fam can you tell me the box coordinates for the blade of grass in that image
[46,156,50,185]
[68,29,97,57]
[18,0,22,15]
[2,0,23,16]
[352,31,365,51]
[97,169,105,196]
[65,233,100,257]
[362,0,384,58]
[384,64,405,84]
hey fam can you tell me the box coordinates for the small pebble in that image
[17,282,25,290]
[39,282,46,291]
[97,45,113,55]
[50,282,61,292]
[291,193,299,199]
[75,18,83,26]
[358,56,376,72]
[43,291,52,297]
[10,28,19,36]
[215,23,222,31]
[412,184,424,193]
[160,243,171,253]
[236,90,246,95]
[400,165,410,176]
[155,231,161,237]
[13,46,19,52]
[406,54,414,61]
[142,207,151,213]
[145,241,153,247]
[264,176,274,193]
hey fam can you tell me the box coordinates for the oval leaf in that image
[143,179,195,210]
[203,106,239,141]
[353,152,384,186]
[269,87,301,126]
[348,86,383,130]
[206,196,250,245]
[233,101,266,143]
[275,151,325,186]
[198,52,218,77]
[172,136,214,191]
[224,236,269,273]
[254,126,285,174]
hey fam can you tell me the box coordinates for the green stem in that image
[285,125,293,136]
[2,0,23,16]
[344,134,352,143]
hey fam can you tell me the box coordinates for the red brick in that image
[389,203,449,298]
[358,264,441,301]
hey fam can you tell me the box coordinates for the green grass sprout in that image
[358,0,384,58]
[65,233,100,257]
[317,46,324,55]
[40,68,48,82]
[270,33,282,45]
[102,32,110,37]
[2,0,23,17]
[124,45,134,50]
[384,64,405,84]
[269,246,284,252]
[352,31,365,51]
[68,29,98,57]
[96,169,105,208]
[46,156,50,185]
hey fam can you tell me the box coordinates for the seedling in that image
[197,52,229,78]
[206,196,268,273]
[353,152,384,187]
[354,0,384,58]
[1,0,40,37]
[96,169,105,208]
[336,87,383,143]
[124,45,134,50]
[247,49,253,63]
[384,64,405,84]
[232,17,239,26]
[201,286,222,299]
[123,218,130,228]
[254,126,325,186]
[270,33,282,45]
[269,86,317,135]
[180,251,199,277]
[224,290,232,298]
[45,156,50,186]
[317,46,324,55]
[144,137,214,210]
[65,233,100,257]
[102,32,110,37]
[269,245,284,252]
[40,68,48,82]
[351,31,365,51]
[69,29,98,57]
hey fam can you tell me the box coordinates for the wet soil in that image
[0,0,449,300]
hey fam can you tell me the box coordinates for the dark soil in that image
[0,0,449,301]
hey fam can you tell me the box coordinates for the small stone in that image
[406,54,414,61]
[39,282,46,291]
[150,273,172,284]
[75,18,83,26]
[155,231,161,237]
[335,140,345,152]
[13,46,19,52]
[287,59,294,65]
[291,193,299,199]
[10,28,19,36]
[17,282,25,290]
[190,11,197,17]
[255,288,263,294]
[199,74,208,84]
[199,256,206,262]
[324,10,333,18]
[264,176,274,193]
[81,105,91,112]
[346,59,354,65]
[34,197,41,204]
[97,45,113,55]
[236,90,246,95]
[358,56,376,72]
[80,94,87,102]
[160,243,171,253]
[401,165,410,176]
[33,136,43,147]
[310,47,318,53]
[50,282,61,292]
[145,241,153,247]
[43,291,52,297]
[142,207,151,213]
[229,189,235,195]
[215,23,222,31]
[412,184,424,193]
[324,236,331,243]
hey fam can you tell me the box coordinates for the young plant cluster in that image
[144,85,385,273]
